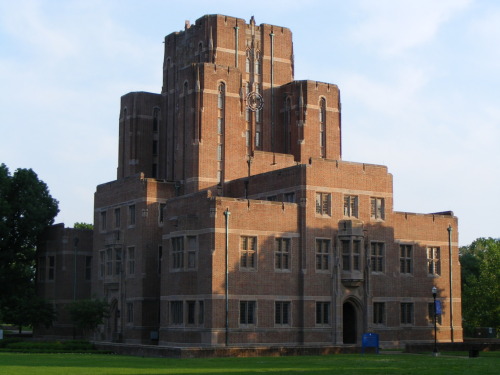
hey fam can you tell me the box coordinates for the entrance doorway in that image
[343,301,357,344]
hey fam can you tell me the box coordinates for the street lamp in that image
[432,286,439,356]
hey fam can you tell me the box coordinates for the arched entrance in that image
[343,301,357,344]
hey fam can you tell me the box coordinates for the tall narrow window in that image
[128,204,136,226]
[319,98,326,158]
[187,301,196,324]
[284,97,291,153]
[159,203,166,224]
[315,239,330,271]
[127,302,134,324]
[115,248,122,275]
[99,251,105,278]
[275,238,291,271]
[316,302,330,325]
[217,83,225,184]
[370,197,385,220]
[85,256,92,281]
[187,236,197,269]
[128,247,135,275]
[401,303,414,325]
[158,245,163,274]
[171,301,183,325]
[245,49,251,73]
[373,302,385,324]
[315,192,331,215]
[106,248,112,276]
[100,211,107,231]
[198,42,203,63]
[254,51,261,75]
[342,240,351,271]
[153,107,160,132]
[48,256,55,280]
[371,242,385,273]
[171,237,184,269]
[400,244,413,274]
[240,236,257,269]
[240,301,256,325]
[114,208,121,228]
[343,195,358,217]
[427,247,441,275]
[275,301,290,325]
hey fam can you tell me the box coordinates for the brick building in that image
[38,14,462,347]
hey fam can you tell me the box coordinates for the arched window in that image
[245,49,251,73]
[319,97,326,158]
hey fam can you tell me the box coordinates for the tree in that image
[67,299,110,337]
[1,294,56,333]
[0,163,59,326]
[73,222,93,230]
[460,238,500,335]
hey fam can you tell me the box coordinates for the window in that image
[400,244,413,274]
[187,236,197,269]
[128,247,135,275]
[275,301,290,325]
[115,248,122,275]
[371,242,385,273]
[171,237,184,269]
[240,236,257,269]
[217,83,225,109]
[284,192,295,203]
[428,303,442,325]
[284,97,292,153]
[427,247,441,275]
[401,303,414,325]
[99,251,105,278]
[187,301,196,325]
[316,239,330,271]
[85,256,92,281]
[316,302,330,325]
[343,195,358,217]
[114,208,121,228]
[106,248,112,276]
[370,197,385,220]
[240,301,256,325]
[153,107,160,132]
[315,192,331,215]
[171,301,183,325]
[159,203,166,224]
[254,51,261,75]
[127,302,134,324]
[158,245,163,274]
[198,301,204,325]
[38,257,46,282]
[319,98,326,158]
[48,256,55,280]
[152,140,158,156]
[275,238,291,270]
[341,239,362,271]
[100,211,107,231]
[198,42,203,62]
[373,302,385,325]
[128,205,136,226]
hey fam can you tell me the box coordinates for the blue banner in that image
[435,300,442,315]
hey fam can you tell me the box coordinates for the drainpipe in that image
[270,31,275,154]
[448,225,454,343]
[224,208,231,346]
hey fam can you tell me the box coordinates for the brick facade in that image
[37,14,462,347]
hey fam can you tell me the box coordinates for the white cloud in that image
[350,0,472,57]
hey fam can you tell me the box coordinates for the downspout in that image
[224,208,231,346]
[270,31,275,154]
[448,225,454,342]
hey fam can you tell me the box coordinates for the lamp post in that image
[432,286,439,356]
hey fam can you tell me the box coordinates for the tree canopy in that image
[67,299,110,336]
[460,237,500,334]
[0,163,59,326]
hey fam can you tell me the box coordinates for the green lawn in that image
[0,352,499,375]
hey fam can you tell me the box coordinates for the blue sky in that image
[1,0,498,246]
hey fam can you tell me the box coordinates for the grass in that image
[0,352,499,375]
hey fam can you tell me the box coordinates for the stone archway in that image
[343,300,358,344]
